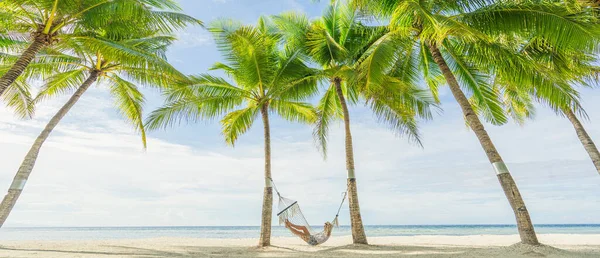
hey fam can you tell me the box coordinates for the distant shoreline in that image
[2,224,600,242]
[4,224,600,228]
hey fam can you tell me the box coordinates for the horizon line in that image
[3,224,599,229]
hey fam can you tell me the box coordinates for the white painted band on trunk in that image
[9,179,26,190]
[265,178,272,187]
[348,169,355,179]
[492,162,510,175]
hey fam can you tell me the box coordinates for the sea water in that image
[0,224,599,241]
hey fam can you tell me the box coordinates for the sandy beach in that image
[0,234,598,257]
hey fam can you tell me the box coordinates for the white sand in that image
[0,234,599,257]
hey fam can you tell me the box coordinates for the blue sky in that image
[0,0,599,227]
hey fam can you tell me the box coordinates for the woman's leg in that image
[285,220,310,236]
[290,225,310,236]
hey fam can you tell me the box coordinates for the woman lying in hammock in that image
[284,219,333,246]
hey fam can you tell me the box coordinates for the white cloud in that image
[173,30,212,49]
[0,86,599,227]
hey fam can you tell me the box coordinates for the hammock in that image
[270,178,347,246]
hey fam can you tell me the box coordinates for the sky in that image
[0,0,599,227]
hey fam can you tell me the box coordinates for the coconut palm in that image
[272,0,434,244]
[490,36,600,175]
[0,0,199,96]
[449,2,600,171]
[145,18,320,247]
[504,1,600,176]
[352,0,600,245]
[0,30,185,227]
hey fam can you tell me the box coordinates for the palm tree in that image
[0,0,199,96]
[562,1,600,175]
[509,2,600,176]
[273,0,434,244]
[352,0,600,245]
[145,18,320,247]
[490,36,600,176]
[0,31,184,227]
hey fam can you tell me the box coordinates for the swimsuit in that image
[307,235,318,246]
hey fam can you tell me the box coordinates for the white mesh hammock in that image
[270,178,347,246]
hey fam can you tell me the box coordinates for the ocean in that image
[0,225,599,241]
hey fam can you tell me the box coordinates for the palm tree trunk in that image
[427,43,539,245]
[564,108,600,175]
[333,77,368,245]
[258,103,273,247]
[0,35,47,96]
[0,71,99,227]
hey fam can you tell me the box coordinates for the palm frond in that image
[460,1,600,51]
[108,75,147,148]
[442,41,507,125]
[2,77,34,119]
[221,104,259,146]
[270,100,317,124]
[36,68,89,102]
[313,84,343,157]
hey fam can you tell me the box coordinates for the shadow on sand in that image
[1,243,600,257]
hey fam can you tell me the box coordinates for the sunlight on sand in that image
[0,234,599,257]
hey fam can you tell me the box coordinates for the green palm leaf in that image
[108,75,147,148]
[221,105,259,146]
[1,78,34,118]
